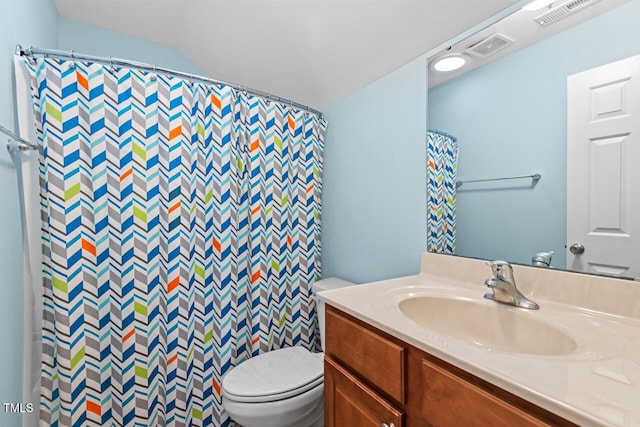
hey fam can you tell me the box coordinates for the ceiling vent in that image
[465,33,514,58]
[535,0,602,26]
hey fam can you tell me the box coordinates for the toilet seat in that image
[222,347,324,403]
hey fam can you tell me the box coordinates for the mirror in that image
[427,0,640,279]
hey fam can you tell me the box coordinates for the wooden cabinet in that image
[324,357,403,427]
[324,305,577,427]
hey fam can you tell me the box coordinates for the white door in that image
[567,55,640,279]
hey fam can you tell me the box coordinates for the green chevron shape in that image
[45,102,62,122]
[52,277,68,293]
[133,206,147,222]
[64,183,81,201]
[133,142,146,160]
[135,366,147,379]
[134,302,147,316]
[193,409,203,421]
[195,265,205,278]
[70,347,85,370]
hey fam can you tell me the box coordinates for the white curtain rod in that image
[0,123,38,153]
[16,45,325,118]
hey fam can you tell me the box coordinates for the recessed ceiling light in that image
[522,0,554,11]
[432,54,470,72]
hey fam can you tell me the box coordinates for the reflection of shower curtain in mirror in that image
[427,130,458,254]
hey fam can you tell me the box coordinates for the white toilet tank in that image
[311,277,354,351]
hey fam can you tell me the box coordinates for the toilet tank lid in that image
[311,277,354,293]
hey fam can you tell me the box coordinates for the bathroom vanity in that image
[324,305,574,426]
[320,253,640,427]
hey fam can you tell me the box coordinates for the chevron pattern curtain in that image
[427,130,458,254]
[25,57,325,427]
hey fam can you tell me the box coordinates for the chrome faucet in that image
[484,260,539,310]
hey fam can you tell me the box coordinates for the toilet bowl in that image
[221,277,354,427]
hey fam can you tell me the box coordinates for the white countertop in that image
[319,253,640,427]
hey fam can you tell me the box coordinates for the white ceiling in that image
[53,0,520,110]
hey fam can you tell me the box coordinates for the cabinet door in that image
[325,357,404,427]
[421,359,548,427]
[325,306,406,405]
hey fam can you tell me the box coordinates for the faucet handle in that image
[486,260,513,280]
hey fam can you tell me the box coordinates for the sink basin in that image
[398,296,577,356]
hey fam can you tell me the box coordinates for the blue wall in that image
[0,1,58,425]
[429,0,640,268]
[321,57,428,283]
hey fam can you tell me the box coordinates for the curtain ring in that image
[150,64,157,81]
[26,47,36,64]
[67,50,76,69]
[266,93,271,104]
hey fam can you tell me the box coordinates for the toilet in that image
[221,278,354,427]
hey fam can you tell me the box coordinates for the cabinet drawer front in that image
[421,359,548,427]
[325,306,405,404]
[325,357,404,427]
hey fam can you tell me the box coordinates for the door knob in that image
[569,243,585,255]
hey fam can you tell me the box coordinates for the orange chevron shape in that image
[76,71,88,91]
[168,277,180,292]
[306,184,314,194]
[168,201,181,214]
[120,168,133,182]
[82,238,96,257]
[86,401,101,416]
[251,205,260,215]
[169,126,182,140]
[287,235,292,246]
[211,94,221,109]
[288,116,295,131]
[122,328,135,343]
[212,379,221,396]
[251,337,260,345]
[212,237,221,252]
[167,354,178,365]
[250,139,259,152]
[251,270,261,283]
[428,160,435,169]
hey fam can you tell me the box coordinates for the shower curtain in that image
[17,56,325,427]
[427,130,458,254]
